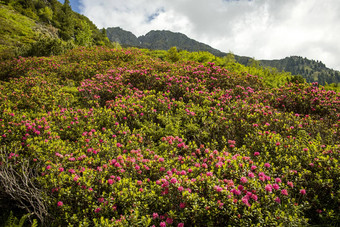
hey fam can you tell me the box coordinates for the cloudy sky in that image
[60,0,340,70]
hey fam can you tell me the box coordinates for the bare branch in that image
[0,146,49,225]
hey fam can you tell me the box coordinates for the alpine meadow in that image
[0,0,339,226]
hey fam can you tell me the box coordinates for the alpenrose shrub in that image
[0,46,339,226]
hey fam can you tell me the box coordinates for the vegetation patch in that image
[0,47,339,226]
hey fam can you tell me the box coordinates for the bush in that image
[0,47,338,226]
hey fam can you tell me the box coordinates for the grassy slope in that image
[0,4,38,58]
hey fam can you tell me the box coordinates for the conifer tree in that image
[75,21,93,46]
[59,0,74,40]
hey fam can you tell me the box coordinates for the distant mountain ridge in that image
[138,30,224,56]
[106,27,224,56]
[106,27,340,85]
[261,56,340,85]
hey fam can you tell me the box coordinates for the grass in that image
[0,4,37,59]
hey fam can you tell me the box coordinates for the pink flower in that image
[275,197,281,203]
[272,184,280,190]
[180,203,186,209]
[108,179,114,185]
[152,213,159,219]
[281,189,288,196]
[240,177,248,183]
[300,189,306,195]
[160,222,166,227]
[178,186,184,192]
[251,194,258,201]
[238,185,244,191]
[248,172,255,178]
[214,185,223,192]
[287,181,294,188]
[166,218,173,224]
[46,165,51,170]
[178,223,184,227]
[94,208,101,213]
[251,165,257,171]
[254,152,260,156]
[206,172,213,177]
[275,178,282,183]
[57,201,63,207]
[265,184,272,192]
[68,169,75,174]
[264,163,271,168]
[231,189,241,195]
[170,178,178,184]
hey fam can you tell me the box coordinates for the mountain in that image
[105,27,340,85]
[0,0,110,59]
[138,30,224,56]
[260,56,340,85]
[106,27,224,56]
[106,27,140,47]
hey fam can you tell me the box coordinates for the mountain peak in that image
[106,28,224,56]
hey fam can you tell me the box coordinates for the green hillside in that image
[0,0,111,60]
[0,3,41,59]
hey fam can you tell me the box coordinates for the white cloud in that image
[80,0,340,70]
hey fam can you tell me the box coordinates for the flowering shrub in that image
[0,47,339,226]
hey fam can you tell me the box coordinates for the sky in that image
[58,0,340,70]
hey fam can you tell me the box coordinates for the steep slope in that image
[0,0,110,59]
[0,4,55,59]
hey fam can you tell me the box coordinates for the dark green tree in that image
[102,28,107,37]
[59,0,74,40]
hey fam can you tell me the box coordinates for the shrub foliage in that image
[0,47,339,226]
